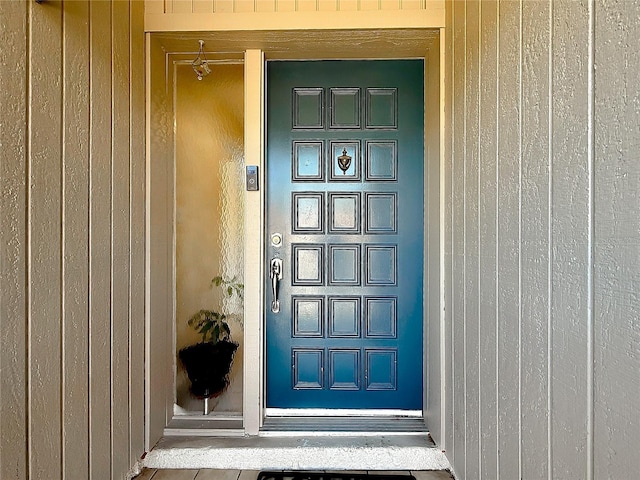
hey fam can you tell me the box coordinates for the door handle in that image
[270,258,283,313]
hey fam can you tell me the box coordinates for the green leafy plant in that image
[211,275,244,301]
[187,309,230,344]
[187,276,243,344]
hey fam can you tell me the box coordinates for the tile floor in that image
[134,470,454,480]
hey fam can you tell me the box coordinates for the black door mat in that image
[258,473,416,480]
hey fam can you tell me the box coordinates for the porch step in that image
[143,435,451,471]
[261,416,429,434]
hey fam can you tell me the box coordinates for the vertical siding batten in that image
[29,1,64,477]
[478,1,498,477]
[496,1,521,477]
[593,0,640,478]
[145,31,155,449]
[586,0,595,478]
[111,2,134,472]
[475,4,481,477]
[463,0,480,477]
[546,0,554,475]
[130,0,147,466]
[462,0,467,473]
[520,0,551,478]
[493,1,499,476]
[62,1,91,478]
[551,1,590,478]
[111,1,132,477]
[0,0,29,478]
[90,1,114,477]
[517,2,523,477]
[451,0,466,474]
[442,0,454,460]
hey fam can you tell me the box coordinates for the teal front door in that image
[265,60,424,410]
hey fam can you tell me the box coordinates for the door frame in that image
[243,40,444,434]
[145,27,444,446]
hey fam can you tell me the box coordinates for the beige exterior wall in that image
[5,0,636,476]
[0,1,146,479]
[442,1,640,479]
[6,0,637,477]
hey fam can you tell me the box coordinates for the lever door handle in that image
[269,258,283,313]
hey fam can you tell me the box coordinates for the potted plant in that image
[178,276,243,399]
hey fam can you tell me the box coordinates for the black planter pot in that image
[179,340,238,398]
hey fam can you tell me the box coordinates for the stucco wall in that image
[0,1,145,479]
[443,0,640,478]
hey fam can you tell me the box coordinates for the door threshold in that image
[261,415,428,436]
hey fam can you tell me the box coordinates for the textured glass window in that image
[175,63,244,414]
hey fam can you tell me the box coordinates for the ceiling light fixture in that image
[192,40,211,81]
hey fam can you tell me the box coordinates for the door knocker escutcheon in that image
[337,148,352,174]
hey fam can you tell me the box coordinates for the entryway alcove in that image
[147,30,444,452]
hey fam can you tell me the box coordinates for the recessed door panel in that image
[365,193,397,234]
[328,296,361,338]
[329,193,361,234]
[292,296,324,338]
[293,141,325,181]
[266,60,424,410]
[293,349,324,389]
[365,140,397,181]
[330,88,361,129]
[329,349,361,390]
[365,88,398,129]
[293,88,324,129]
[328,244,361,286]
[292,192,324,233]
[365,296,397,338]
[365,349,397,391]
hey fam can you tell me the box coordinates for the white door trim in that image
[243,49,266,435]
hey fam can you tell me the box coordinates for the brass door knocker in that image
[337,148,352,174]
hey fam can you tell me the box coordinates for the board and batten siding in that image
[0,1,145,479]
[443,0,640,479]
